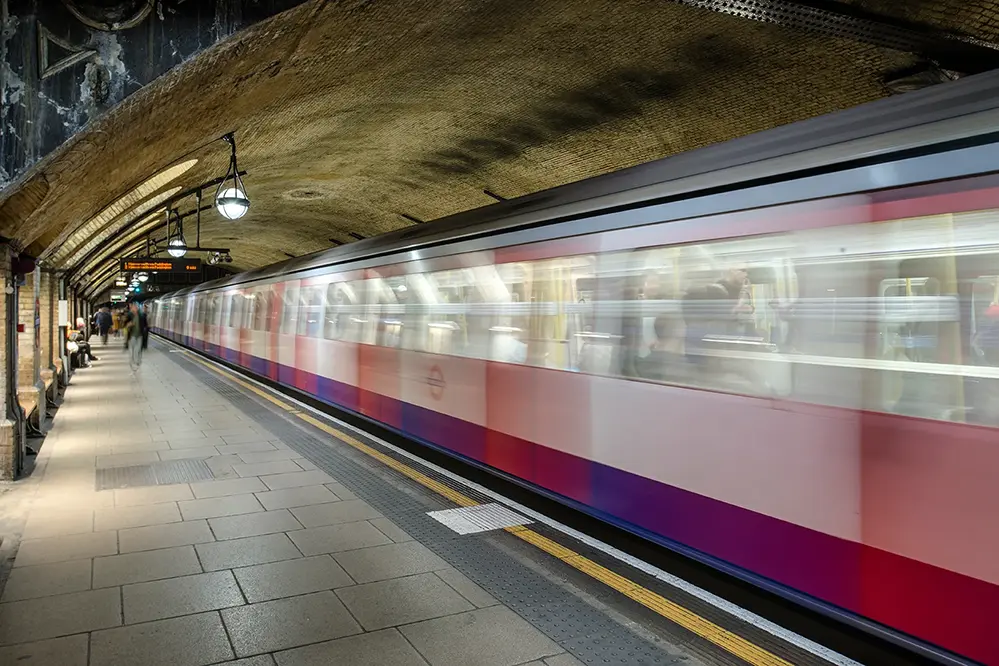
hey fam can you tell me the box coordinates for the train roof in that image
[162,68,999,299]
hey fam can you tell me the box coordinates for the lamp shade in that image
[167,237,188,258]
[216,187,250,219]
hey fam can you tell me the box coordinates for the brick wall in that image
[0,248,12,480]
[39,271,54,369]
[17,270,37,387]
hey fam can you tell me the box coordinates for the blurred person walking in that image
[96,306,112,345]
[123,302,148,370]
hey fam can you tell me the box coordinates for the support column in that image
[40,270,54,372]
[0,246,18,480]
[58,276,69,385]
[17,268,43,432]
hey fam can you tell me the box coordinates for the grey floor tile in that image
[288,521,392,556]
[151,430,202,442]
[13,530,118,567]
[293,459,318,471]
[205,454,244,480]
[0,633,89,666]
[21,509,94,539]
[290,499,382,528]
[90,611,234,666]
[238,449,303,464]
[434,568,498,608]
[114,483,193,506]
[222,591,361,657]
[333,541,448,584]
[233,460,303,478]
[0,587,122,646]
[159,446,221,460]
[94,502,182,531]
[191,477,268,499]
[170,436,226,450]
[216,443,278,456]
[208,508,302,540]
[96,451,160,468]
[234,555,353,603]
[119,519,215,553]
[164,421,206,432]
[93,545,202,587]
[196,533,303,571]
[324,482,357,500]
[218,656,276,666]
[179,493,265,520]
[274,628,426,666]
[544,654,585,666]
[336,572,473,630]
[400,606,562,666]
[111,441,170,454]
[254,485,339,511]
[204,428,259,439]
[0,559,92,602]
[369,517,414,543]
[222,432,273,445]
[123,570,245,623]
[260,470,335,491]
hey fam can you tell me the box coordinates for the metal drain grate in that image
[428,503,530,535]
[96,459,214,491]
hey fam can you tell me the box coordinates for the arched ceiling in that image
[2,0,999,298]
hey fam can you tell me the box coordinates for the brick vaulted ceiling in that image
[3,0,999,298]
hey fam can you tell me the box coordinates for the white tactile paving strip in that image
[426,503,531,535]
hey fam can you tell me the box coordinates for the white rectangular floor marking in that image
[427,502,531,535]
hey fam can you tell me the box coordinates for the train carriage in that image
[150,70,999,665]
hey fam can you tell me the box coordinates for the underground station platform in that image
[0,338,862,666]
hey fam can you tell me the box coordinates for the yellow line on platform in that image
[185,349,794,666]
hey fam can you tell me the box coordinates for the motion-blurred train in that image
[151,70,999,664]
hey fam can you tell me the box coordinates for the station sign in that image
[120,258,201,273]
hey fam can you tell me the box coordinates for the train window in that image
[245,293,256,329]
[299,286,324,338]
[229,293,244,328]
[324,281,365,342]
[421,270,469,357]
[222,293,233,328]
[253,289,269,331]
[572,240,791,397]
[280,283,299,335]
[370,278,403,349]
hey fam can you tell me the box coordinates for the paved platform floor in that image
[0,337,847,666]
[0,343,584,666]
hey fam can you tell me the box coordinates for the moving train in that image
[150,70,999,664]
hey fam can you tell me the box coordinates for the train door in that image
[357,275,403,426]
[320,280,362,410]
[221,291,240,363]
[247,286,271,375]
[958,253,999,426]
[184,295,196,344]
[209,292,223,354]
[294,283,325,394]
[276,280,299,386]
[399,266,489,463]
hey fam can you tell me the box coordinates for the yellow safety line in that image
[181,348,794,666]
